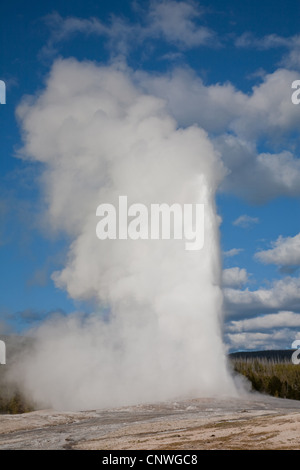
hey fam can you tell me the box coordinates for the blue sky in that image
[1,0,300,351]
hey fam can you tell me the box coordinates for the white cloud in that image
[46,12,108,40]
[223,248,244,258]
[41,12,110,58]
[282,40,300,69]
[138,67,300,203]
[226,328,296,351]
[216,136,300,203]
[230,69,300,139]
[138,67,246,133]
[257,152,300,195]
[224,276,300,319]
[235,32,300,70]
[41,1,218,59]
[147,0,217,48]
[222,267,248,288]
[224,264,300,351]
[233,214,259,229]
[256,233,300,267]
[235,32,292,50]
[38,11,300,204]
[226,311,300,333]
[141,67,300,139]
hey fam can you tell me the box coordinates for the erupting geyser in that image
[12,59,237,410]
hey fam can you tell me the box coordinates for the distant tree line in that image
[231,355,300,400]
[0,335,36,414]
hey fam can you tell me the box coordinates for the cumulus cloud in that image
[256,152,300,197]
[225,299,300,351]
[224,276,300,319]
[235,32,300,70]
[255,233,300,267]
[41,1,217,59]
[41,12,109,58]
[230,69,300,139]
[140,67,300,140]
[138,67,246,133]
[226,311,300,333]
[223,248,244,258]
[38,9,300,205]
[215,136,300,203]
[233,215,259,229]
[226,329,296,351]
[138,67,300,203]
[45,12,108,40]
[282,39,300,69]
[147,0,217,48]
[222,267,249,288]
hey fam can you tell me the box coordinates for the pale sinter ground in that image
[0,394,300,450]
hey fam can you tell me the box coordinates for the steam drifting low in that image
[12,59,237,410]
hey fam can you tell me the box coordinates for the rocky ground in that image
[0,393,300,450]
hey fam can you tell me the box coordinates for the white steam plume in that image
[12,59,237,410]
